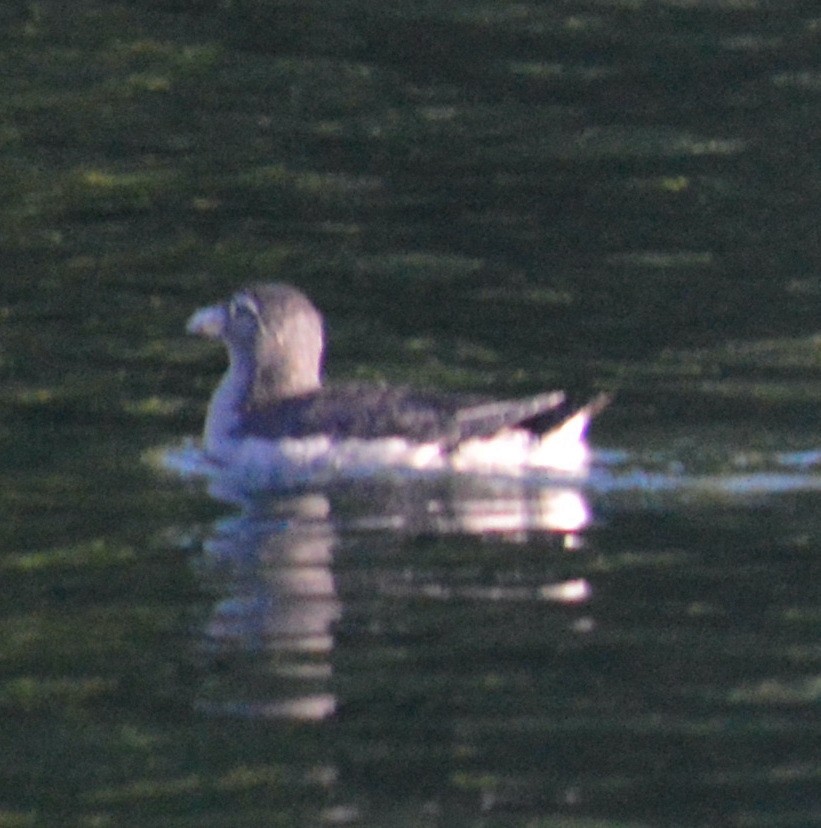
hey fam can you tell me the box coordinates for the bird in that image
[186,282,609,487]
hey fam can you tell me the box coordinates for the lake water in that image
[1,2,819,826]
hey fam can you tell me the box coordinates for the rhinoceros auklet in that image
[187,283,608,485]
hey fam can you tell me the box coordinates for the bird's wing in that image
[445,391,611,450]
[444,391,566,447]
[242,386,609,446]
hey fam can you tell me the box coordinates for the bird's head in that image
[187,283,324,400]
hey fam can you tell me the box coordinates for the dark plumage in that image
[240,385,572,448]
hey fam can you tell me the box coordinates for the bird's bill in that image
[186,304,227,339]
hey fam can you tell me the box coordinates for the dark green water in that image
[1,2,819,826]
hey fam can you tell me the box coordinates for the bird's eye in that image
[229,294,260,321]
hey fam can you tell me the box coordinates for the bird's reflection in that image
[191,474,593,722]
[194,494,341,720]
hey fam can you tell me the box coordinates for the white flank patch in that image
[452,408,593,474]
[208,419,591,490]
[164,408,595,495]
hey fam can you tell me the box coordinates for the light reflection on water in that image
[148,413,820,825]
[166,430,820,729]
[193,494,339,721]
[188,475,596,722]
[162,430,821,505]
[2,0,818,820]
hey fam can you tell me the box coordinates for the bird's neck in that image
[203,356,253,459]
[251,337,321,403]
[203,351,320,458]
[252,362,320,403]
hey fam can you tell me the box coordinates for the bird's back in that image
[237,384,578,447]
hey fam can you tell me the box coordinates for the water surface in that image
[1,1,819,825]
